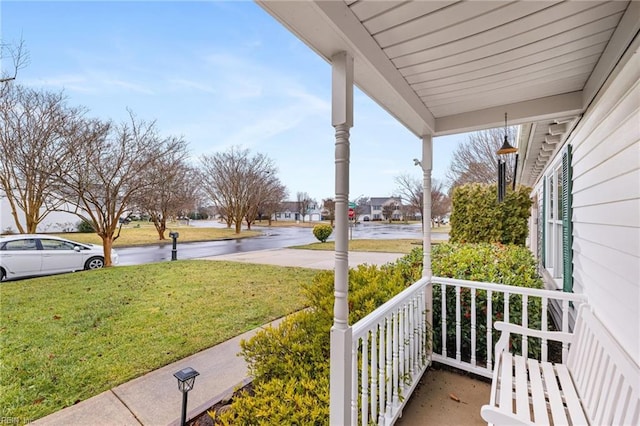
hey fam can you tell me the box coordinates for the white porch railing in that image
[347,276,588,425]
[351,276,430,426]
[431,277,588,379]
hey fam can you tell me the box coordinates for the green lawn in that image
[0,261,318,421]
[293,238,444,253]
[51,223,260,247]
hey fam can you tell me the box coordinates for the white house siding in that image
[568,49,640,362]
[0,197,81,233]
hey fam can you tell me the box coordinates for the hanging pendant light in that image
[497,112,517,155]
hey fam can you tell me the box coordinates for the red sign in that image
[348,208,355,218]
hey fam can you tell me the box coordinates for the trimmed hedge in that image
[214,243,541,424]
[449,183,532,246]
[431,243,544,363]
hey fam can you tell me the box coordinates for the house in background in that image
[273,201,322,222]
[257,1,639,424]
[361,197,403,221]
[0,194,81,234]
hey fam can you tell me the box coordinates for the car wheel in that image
[0,268,5,281]
[84,257,105,270]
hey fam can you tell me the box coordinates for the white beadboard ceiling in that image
[257,0,639,186]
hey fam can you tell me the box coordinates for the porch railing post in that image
[422,134,433,358]
[330,50,354,426]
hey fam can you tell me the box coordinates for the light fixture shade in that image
[497,135,517,155]
[174,367,200,393]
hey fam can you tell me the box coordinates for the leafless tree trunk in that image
[56,111,182,266]
[132,139,197,240]
[0,85,87,233]
[296,191,313,223]
[322,198,336,226]
[200,146,282,234]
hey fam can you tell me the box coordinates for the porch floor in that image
[396,365,491,425]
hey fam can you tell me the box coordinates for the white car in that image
[0,234,118,281]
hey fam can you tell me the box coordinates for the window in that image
[1,239,38,250]
[40,239,77,250]
[542,145,573,291]
[545,165,563,280]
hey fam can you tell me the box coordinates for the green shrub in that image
[76,219,95,233]
[449,183,532,246]
[431,243,544,363]
[216,257,422,425]
[215,244,542,423]
[312,224,333,243]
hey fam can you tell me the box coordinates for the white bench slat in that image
[595,359,618,424]
[483,306,640,426]
[541,362,568,425]
[514,355,529,420]
[555,363,588,425]
[526,358,549,424]
[499,352,514,411]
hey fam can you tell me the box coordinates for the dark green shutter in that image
[541,179,546,267]
[562,145,573,292]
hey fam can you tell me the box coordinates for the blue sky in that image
[2,1,465,203]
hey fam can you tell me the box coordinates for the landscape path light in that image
[173,366,199,426]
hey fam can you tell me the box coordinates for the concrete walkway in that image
[33,248,404,425]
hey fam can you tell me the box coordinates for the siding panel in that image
[573,238,639,284]
[573,199,639,227]
[572,170,640,207]
[572,142,639,193]
[573,223,640,257]
[568,45,640,362]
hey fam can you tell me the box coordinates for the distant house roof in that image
[369,197,401,206]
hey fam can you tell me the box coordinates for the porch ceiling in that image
[256,0,639,186]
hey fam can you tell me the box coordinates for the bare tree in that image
[55,112,181,266]
[0,38,29,87]
[322,198,336,226]
[355,196,370,219]
[133,139,198,240]
[245,169,287,229]
[200,146,278,234]
[0,85,87,233]
[395,174,451,226]
[431,181,451,227]
[296,191,313,223]
[446,127,517,190]
[395,173,422,219]
[381,199,399,223]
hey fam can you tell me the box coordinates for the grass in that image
[51,222,260,247]
[293,238,446,253]
[0,261,319,421]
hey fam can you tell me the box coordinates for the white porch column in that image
[330,51,353,426]
[421,135,433,359]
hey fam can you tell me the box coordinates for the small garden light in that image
[173,367,199,426]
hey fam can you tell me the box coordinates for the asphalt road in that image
[116,222,448,266]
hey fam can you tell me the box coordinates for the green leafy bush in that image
[214,244,542,423]
[312,224,333,243]
[449,183,532,246]
[215,257,422,425]
[431,243,544,363]
[76,219,95,233]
